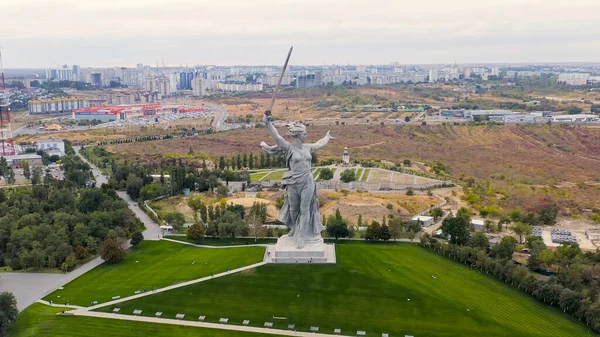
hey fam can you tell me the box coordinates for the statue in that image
[261,110,334,249]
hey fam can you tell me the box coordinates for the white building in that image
[551,114,599,123]
[471,219,486,231]
[428,69,439,83]
[192,76,205,97]
[37,136,66,156]
[412,215,435,227]
[557,73,590,86]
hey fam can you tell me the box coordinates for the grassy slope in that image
[43,240,264,307]
[8,304,275,337]
[263,170,285,181]
[250,172,269,182]
[96,245,593,337]
[360,168,370,182]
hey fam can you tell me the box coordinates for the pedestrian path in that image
[86,261,267,311]
[36,299,85,310]
[162,237,269,249]
[69,310,343,337]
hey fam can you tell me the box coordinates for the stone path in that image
[86,261,267,311]
[69,310,347,337]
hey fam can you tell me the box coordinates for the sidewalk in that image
[70,310,344,337]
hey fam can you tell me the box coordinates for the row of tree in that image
[430,210,600,333]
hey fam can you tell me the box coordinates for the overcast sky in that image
[1,0,599,68]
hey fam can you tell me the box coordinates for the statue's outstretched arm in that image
[308,131,334,153]
[263,110,289,150]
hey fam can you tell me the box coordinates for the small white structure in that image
[471,219,486,231]
[342,147,350,166]
[37,136,65,157]
[412,215,434,227]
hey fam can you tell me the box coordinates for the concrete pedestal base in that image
[264,235,336,264]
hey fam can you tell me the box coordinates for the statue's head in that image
[287,123,307,142]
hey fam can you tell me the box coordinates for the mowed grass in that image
[96,245,593,337]
[8,304,276,337]
[262,170,286,181]
[355,168,364,181]
[360,168,370,181]
[312,167,322,178]
[43,240,265,307]
[250,172,269,182]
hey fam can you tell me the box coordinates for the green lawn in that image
[250,172,269,182]
[96,244,592,337]
[8,304,276,337]
[312,168,322,179]
[43,240,265,307]
[355,168,364,181]
[360,169,370,182]
[262,170,286,181]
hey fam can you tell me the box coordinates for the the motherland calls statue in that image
[260,110,334,249]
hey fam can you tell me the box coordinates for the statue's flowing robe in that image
[261,142,323,239]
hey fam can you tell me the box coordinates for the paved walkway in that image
[87,261,267,311]
[0,257,104,311]
[162,237,268,249]
[69,310,343,337]
[116,191,162,241]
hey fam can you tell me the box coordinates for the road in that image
[0,257,104,311]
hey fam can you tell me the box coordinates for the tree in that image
[365,221,381,241]
[217,211,248,239]
[471,231,490,250]
[340,169,356,183]
[406,189,415,196]
[378,224,391,241]
[0,292,18,335]
[187,195,204,222]
[403,159,411,166]
[219,156,226,170]
[388,217,404,241]
[248,202,267,241]
[429,208,443,220]
[249,153,255,169]
[100,238,126,264]
[22,161,31,180]
[441,215,470,245]
[491,236,517,259]
[186,223,206,243]
[319,168,334,181]
[125,173,143,200]
[43,168,53,185]
[31,164,42,185]
[511,222,533,244]
[130,231,144,248]
[326,209,349,240]
[406,229,416,242]
[164,212,185,231]
[538,206,558,226]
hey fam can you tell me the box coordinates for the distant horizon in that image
[4,61,600,71]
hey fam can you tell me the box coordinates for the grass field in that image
[96,244,592,337]
[8,304,276,337]
[262,170,286,181]
[43,240,264,307]
[355,168,364,181]
[250,172,269,182]
[360,168,370,182]
[164,236,277,246]
[312,167,322,179]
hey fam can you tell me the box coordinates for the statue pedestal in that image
[264,235,336,264]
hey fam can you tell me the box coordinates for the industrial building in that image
[28,97,101,114]
[4,154,43,168]
[37,136,66,157]
[72,104,205,122]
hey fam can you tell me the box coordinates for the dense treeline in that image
[425,212,600,332]
[0,155,143,271]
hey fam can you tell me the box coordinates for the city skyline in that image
[1,0,599,68]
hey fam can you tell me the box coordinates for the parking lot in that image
[91,110,214,129]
